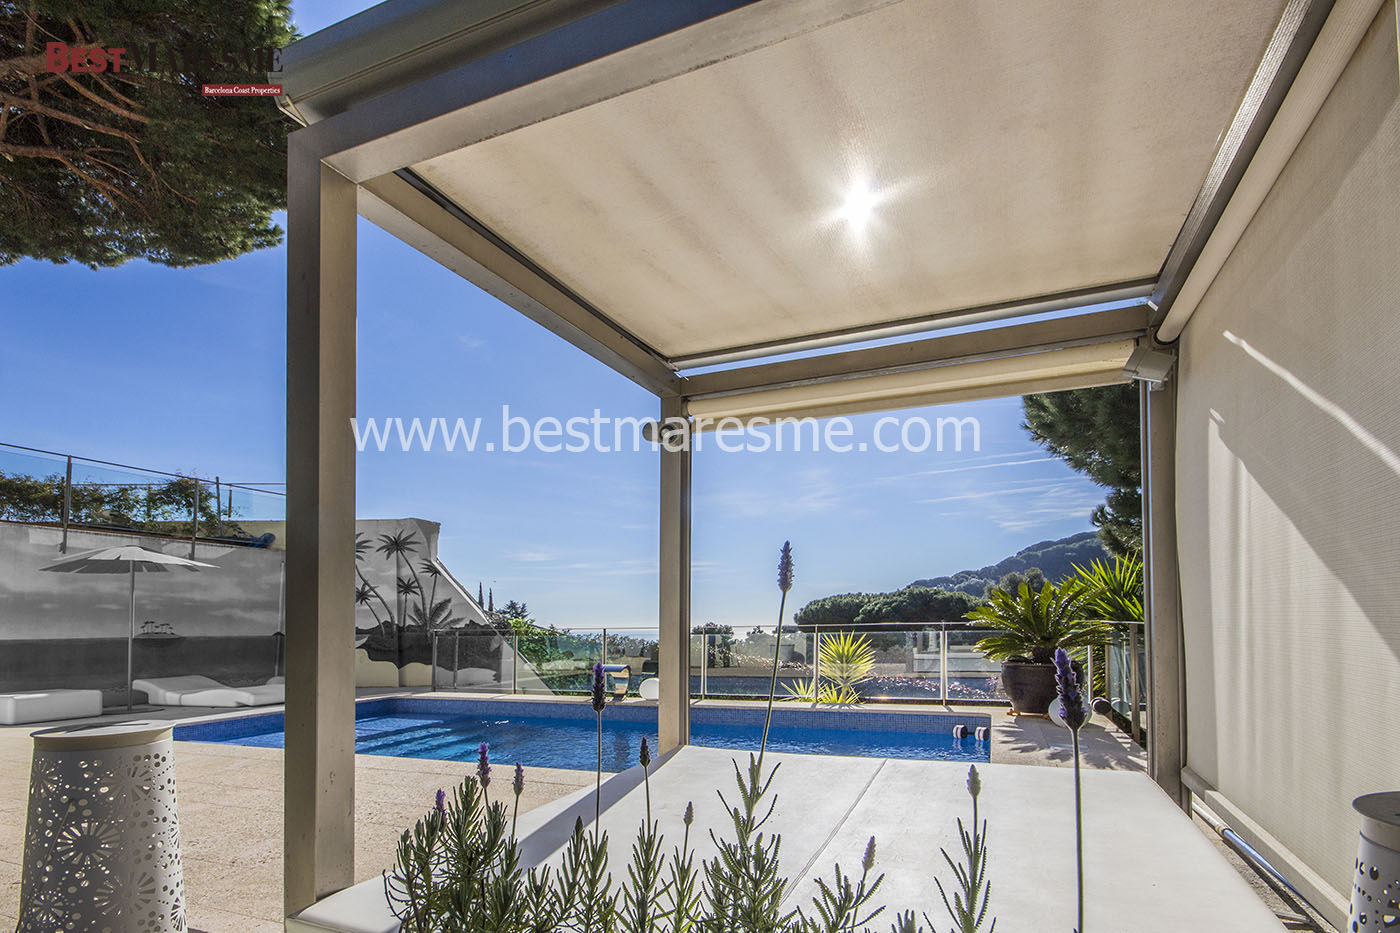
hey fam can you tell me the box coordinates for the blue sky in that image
[0,0,1112,632]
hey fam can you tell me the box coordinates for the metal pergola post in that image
[1142,376,1186,807]
[283,145,358,917]
[657,397,692,753]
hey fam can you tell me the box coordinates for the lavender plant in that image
[478,741,492,804]
[1054,647,1087,933]
[789,837,886,932]
[593,661,607,826]
[761,541,795,770]
[515,762,526,834]
[622,741,664,933]
[661,801,703,932]
[929,766,996,933]
[701,754,791,932]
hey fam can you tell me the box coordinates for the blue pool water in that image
[175,698,989,771]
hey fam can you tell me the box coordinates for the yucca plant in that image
[781,678,862,705]
[817,631,875,697]
[965,579,1110,664]
[781,631,874,706]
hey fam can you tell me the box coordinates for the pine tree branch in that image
[56,74,149,124]
[0,90,139,141]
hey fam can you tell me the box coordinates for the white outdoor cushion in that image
[0,689,103,725]
[132,676,284,707]
[638,678,660,700]
[133,675,224,705]
[236,683,286,705]
[178,682,285,708]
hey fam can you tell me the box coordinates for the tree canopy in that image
[794,587,981,628]
[1,0,295,267]
[1022,384,1142,555]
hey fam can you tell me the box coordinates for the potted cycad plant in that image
[965,579,1109,715]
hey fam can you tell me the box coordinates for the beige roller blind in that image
[685,340,1136,425]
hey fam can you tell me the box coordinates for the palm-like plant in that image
[818,631,875,694]
[783,631,876,706]
[1072,552,1143,705]
[781,678,862,705]
[966,580,1110,664]
[1073,554,1143,624]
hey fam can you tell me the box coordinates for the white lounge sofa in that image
[133,675,285,707]
[0,689,103,725]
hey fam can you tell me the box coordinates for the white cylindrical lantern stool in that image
[18,721,185,932]
[1350,792,1400,933]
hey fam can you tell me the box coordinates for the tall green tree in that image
[0,0,295,266]
[1022,384,1141,555]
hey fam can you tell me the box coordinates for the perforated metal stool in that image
[1350,792,1400,932]
[18,721,186,932]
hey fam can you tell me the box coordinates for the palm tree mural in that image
[411,561,466,632]
[352,524,485,682]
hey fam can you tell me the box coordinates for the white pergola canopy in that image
[275,0,1349,916]
[278,0,1321,400]
[409,0,1279,365]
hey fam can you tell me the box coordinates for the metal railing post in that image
[699,634,708,699]
[512,633,519,694]
[189,480,199,558]
[430,631,438,692]
[60,455,72,554]
[214,476,222,537]
[811,627,821,708]
[939,626,950,706]
[1129,624,1142,744]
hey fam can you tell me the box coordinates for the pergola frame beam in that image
[291,0,898,183]
[682,305,1151,401]
[673,280,1156,369]
[359,170,681,396]
[1150,0,1333,324]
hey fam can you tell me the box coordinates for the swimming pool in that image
[174,698,990,770]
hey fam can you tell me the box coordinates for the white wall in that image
[1175,3,1400,923]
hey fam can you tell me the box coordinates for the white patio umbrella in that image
[41,545,216,710]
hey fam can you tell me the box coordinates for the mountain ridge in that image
[908,531,1107,597]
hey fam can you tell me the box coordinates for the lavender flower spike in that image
[591,661,607,713]
[777,540,794,593]
[1053,648,1087,732]
[434,788,446,820]
[477,741,492,792]
[966,764,981,801]
[513,762,525,797]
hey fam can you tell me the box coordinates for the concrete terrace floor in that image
[0,692,1144,931]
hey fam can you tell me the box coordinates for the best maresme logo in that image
[44,41,283,97]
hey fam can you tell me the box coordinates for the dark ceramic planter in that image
[1001,660,1059,715]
